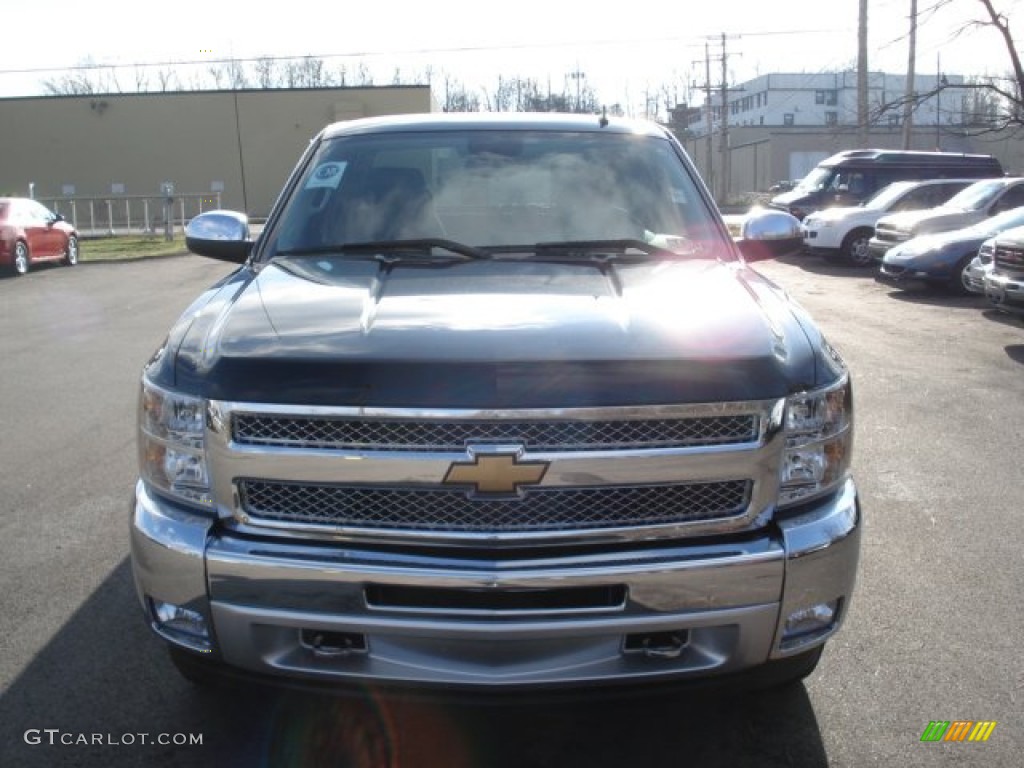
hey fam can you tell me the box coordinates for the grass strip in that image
[79,235,188,262]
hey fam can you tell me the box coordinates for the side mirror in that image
[735,208,802,262]
[185,210,252,264]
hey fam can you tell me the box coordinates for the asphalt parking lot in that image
[0,253,1022,767]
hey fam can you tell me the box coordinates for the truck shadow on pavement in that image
[0,559,828,768]
[981,308,1024,331]
[772,252,879,278]
[877,287,991,308]
[1003,345,1024,365]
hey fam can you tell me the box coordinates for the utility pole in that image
[719,33,730,203]
[703,42,715,195]
[569,69,586,113]
[935,53,942,150]
[902,0,918,149]
[857,0,869,147]
[695,36,737,201]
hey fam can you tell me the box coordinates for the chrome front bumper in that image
[985,272,1024,314]
[131,478,861,688]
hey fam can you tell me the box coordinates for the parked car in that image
[768,180,797,193]
[801,178,977,267]
[961,236,998,295]
[770,149,1003,220]
[0,198,79,275]
[984,225,1024,317]
[868,177,1024,260]
[132,112,859,692]
[878,207,1024,292]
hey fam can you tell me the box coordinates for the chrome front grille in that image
[238,479,753,533]
[994,245,1024,273]
[208,399,783,543]
[873,227,908,246]
[232,413,760,452]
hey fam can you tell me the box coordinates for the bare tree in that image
[132,66,149,93]
[253,56,278,89]
[224,58,248,90]
[41,71,97,95]
[482,74,602,114]
[354,63,374,86]
[183,71,207,92]
[300,56,330,87]
[41,57,110,95]
[281,56,332,88]
[900,0,1024,131]
[971,0,1024,119]
[442,75,481,112]
[207,64,225,90]
[483,76,514,111]
[105,66,124,93]
[155,68,180,92]
[961,76,1003,125]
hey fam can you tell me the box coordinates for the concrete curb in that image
[78,251,191,265]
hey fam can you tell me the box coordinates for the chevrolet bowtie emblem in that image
[443,452,549,495]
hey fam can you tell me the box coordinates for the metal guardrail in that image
[37,193,222,237]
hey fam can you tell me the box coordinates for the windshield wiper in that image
[487,238,691,261]
[277,238,489,261]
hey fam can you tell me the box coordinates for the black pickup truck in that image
[131,113,860,691]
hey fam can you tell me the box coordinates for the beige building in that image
[0,86,436,221]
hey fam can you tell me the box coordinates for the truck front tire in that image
[754,645,824,689]
[168,646,224,687]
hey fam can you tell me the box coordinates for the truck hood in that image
[166,256,823,407]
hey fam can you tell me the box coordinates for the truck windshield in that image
[263,130,720,260]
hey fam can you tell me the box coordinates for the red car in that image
[0,197,79,276]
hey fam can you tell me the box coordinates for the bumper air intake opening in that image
[300,629,368,658]
[623,630,690,659]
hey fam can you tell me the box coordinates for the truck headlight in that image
[138,378,213,509]
[779,375,852,507]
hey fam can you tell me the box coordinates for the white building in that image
[687,71,963,137]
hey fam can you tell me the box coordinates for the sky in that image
[1,0,1020,115]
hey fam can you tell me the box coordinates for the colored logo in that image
[920,721,996,742]
[443,452,549,495]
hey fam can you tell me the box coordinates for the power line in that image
[0,28,851,78]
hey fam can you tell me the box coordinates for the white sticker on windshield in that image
[305,161,347,189]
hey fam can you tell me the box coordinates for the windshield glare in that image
[974,207,1024,237]
[265,130,717,258]
[943,181,1004,211]
[794,167,834,192]
[861,182,915,210]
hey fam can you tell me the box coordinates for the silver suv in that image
[869,177,1024,261]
